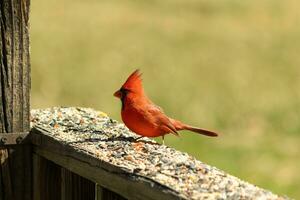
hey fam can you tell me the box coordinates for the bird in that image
[114,70,218,144]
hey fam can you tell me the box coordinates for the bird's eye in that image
[120,88,130,96]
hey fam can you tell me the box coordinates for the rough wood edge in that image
[31,127,185,200]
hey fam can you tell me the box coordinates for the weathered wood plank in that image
[0,150,12,200]
[96,184,127,200]
[102,187,127,200]
[61,168,95,200]
[31,128,182,200]
[0,0,31,199]
[9,145,32,200]
[34,152,97,200]
[31,108,288,200]
[95,184,103,200]
[0,0,30,133]
[33,154,41,200]
[33,154,61,200]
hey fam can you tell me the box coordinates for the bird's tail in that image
[183,125,218,137]
[170,119,219,137]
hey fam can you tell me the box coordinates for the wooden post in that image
[0,0,31,200]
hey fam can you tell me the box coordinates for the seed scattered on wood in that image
[30,107,289,200]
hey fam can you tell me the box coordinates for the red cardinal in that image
[114,70,218,144]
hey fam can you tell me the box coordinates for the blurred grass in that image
[31,0,300,198]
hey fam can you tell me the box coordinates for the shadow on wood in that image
[33,153,125,200]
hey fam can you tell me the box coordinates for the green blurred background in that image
[31,0,300,198]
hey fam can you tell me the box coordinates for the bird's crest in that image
[122,69,143,92]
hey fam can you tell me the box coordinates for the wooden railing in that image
[29,107,286,200]
[30,108,183,200]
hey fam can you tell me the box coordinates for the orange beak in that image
[114,90,122,98]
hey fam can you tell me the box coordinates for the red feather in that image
[122,69,143,92]
[114,70,219,143]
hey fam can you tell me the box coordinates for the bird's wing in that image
[147,104,179,136]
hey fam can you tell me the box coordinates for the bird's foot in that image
[134,136,144,141]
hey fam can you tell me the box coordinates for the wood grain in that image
[0,0,31,199]
[31,127,183,200]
